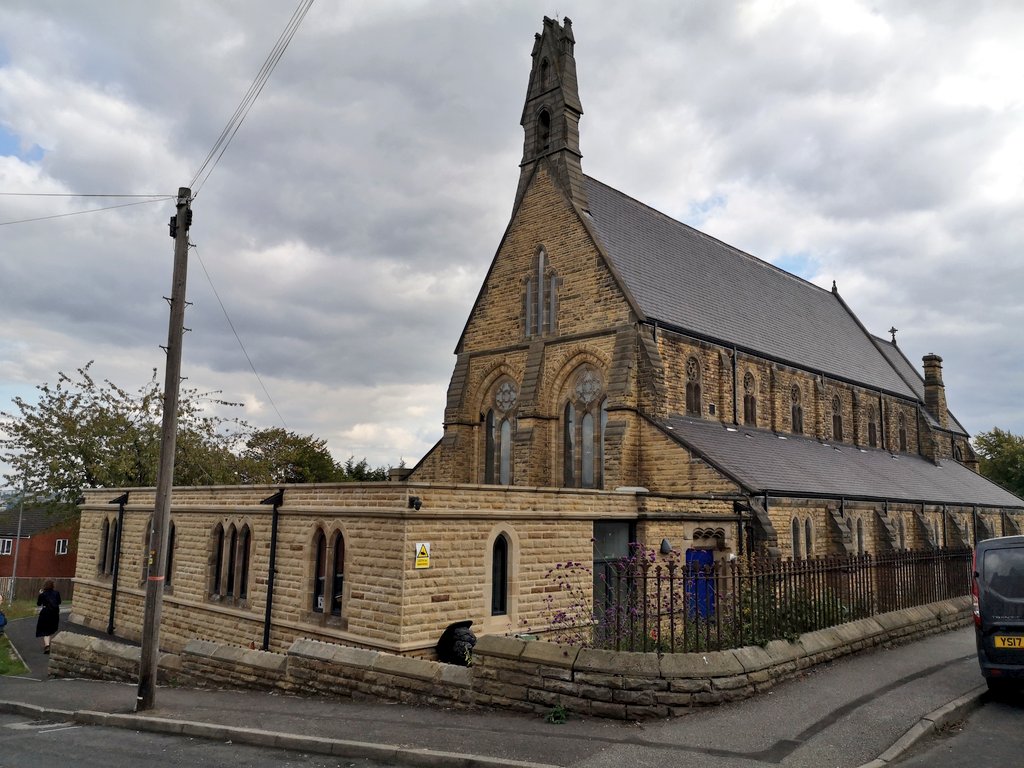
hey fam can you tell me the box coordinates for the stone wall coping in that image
[240,649,288,672]
[183,639,222,658]
[731,645,774,674]
[797,627,843,656]
[763,638,802,665]
[473,634,526,661]
[659,649,745,679]
[371,652,440,682]
[518,640,580,669]
[574,648,660,676]
[287,638,340,662]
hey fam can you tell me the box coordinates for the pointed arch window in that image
[99,517,119,576]
[491,534,509,616]
[743,371,757,426]
[210,521,250,603]
[330,531,345,616]
[791,518,801,560]
[832,396,844,442]
[685,357,702,416]
[537,109,551,151]
[563,402,576,486]
[856,518,865,555]
[524,248,558,338]
[791,385,804,435]
[867,405,878,448]
[313,528,327,612]
[563,368,606,489]
[804,518,813,558]
[484,379,518,485]
[897,516,906,549]
[897,412,908,452]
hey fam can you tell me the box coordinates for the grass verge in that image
[0,634,29,676]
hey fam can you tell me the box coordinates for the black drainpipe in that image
[972,505,979,545]
[106,492,129,635]
[940,504,947,548]
[260,489,285,651]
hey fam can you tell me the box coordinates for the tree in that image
[239,428,339,484]
[338,455,392,482]
[0,362,250,512]
[973,428,1024,498]
[1,363,402,513]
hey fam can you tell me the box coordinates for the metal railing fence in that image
[592,547,972,653]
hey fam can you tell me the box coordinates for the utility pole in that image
[136,187,192,712]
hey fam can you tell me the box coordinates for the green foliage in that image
[240,427,340,484]
[544,703,568,724]
[1,362,398,503]
[973,427,1024,498]
[338,455,391,482]
[0,635,29,676]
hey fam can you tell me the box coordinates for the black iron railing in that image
[591,547,972,653]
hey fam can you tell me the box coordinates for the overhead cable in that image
[190,0,315,194]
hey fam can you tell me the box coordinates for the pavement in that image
[0,610,989,768]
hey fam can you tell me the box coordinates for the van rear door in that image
[978,543,1024,665]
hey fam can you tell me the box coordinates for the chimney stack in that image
[922,354,949,429]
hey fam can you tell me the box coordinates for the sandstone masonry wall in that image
[49,596,970,721]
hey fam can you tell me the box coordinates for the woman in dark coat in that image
[36,579,61,654]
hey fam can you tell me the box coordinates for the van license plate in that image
[994,636,1024,649]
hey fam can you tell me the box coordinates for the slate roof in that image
[660,414,1021,507]
[583,177,918,399]
[0,505,71,537]
[873,336,968,436]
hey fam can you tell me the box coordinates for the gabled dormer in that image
[513,16,589,215]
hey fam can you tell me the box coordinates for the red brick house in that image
[0,503,78,580]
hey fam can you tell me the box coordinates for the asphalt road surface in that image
[894,691,1024,766]
[0,712,393,768]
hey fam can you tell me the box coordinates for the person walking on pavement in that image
[36,579,61,654]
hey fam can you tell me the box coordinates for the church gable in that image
[458,161,634,355]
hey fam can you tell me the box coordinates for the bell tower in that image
[514,16,589,214]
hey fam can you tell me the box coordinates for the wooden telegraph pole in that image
[136,186,192,712]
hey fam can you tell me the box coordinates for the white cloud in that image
[1,0,1023,482]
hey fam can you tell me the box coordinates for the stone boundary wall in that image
[48,597,970,720]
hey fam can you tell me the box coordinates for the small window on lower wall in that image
[210,522,251,603]
[311,527,345,618]
[491,534,509,616]
[55,538,69,556]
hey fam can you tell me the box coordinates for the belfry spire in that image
[514,16,589,214]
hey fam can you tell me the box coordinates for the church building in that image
[72,17,1023,658]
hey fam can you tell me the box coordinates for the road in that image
[894,691,1024,766]
[0,712,392,768]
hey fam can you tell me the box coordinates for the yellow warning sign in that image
[415,542,431,569]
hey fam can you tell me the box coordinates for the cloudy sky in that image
[1,0,1022,478]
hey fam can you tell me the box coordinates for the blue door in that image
[685,548,715,618]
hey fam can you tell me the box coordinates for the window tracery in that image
[563,366,607,489]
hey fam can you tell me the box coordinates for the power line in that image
[0,192,171,198]
[192,244,289,429]
[190,0,315,194]
[0,197,173,227]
